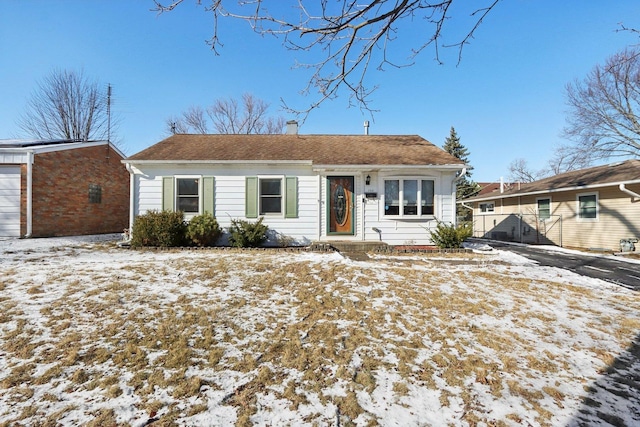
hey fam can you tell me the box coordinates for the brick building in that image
[0,140,129,237]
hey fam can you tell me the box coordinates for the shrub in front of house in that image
[131,210,187,247]
[429,221,472,249]
[228,217,269,248]
[186,212,222,247]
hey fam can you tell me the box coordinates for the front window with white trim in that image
[176,177,200,213]
[537,198,551,220]
[259,177,283,215]
[479,202,494,213]
[577,192,598,220]
[383,178,435,218]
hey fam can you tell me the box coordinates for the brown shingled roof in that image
[476,182,501,196]
[465,159,640,201]
[126,134,464,166]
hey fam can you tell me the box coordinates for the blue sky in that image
[1,1,638,182]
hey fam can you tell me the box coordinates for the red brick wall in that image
[26,144,129,237]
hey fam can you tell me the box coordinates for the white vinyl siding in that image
[131,165,460,246]
[134,165,317,245]
[0,166,21,237]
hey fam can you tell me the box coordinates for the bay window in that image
[384,178,435,218]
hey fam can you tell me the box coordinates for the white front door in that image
[0,166,21,237]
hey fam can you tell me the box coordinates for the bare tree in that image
[545,144,593,175]
[182,105,210,133]
[563,48,640,163]
[18,69,111,142]
[153,1,501,115]
[165,93,286,134]
[507,158,545,183]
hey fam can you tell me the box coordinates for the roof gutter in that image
[619,183,640,200]
[312,163,464,172]
[123,159,313,166]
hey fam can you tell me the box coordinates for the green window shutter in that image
[285,176,298,218]
[245,177,258,218]
[162,177,174,211]
[203,176,215,215]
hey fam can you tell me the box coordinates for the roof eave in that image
[462,178,640,203]
[0,140,123,157]
[123,159,314,165]
[312,163,465,171]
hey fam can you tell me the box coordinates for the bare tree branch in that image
[544,144,593,176]
[507,158,545,183]
[562,48,640,162]
[152,1,501,115]
[165,93,285,134]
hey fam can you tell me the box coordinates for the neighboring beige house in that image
[462,160,640,251]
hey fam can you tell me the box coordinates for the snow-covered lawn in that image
[1,235,639,426]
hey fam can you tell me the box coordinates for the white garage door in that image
[0,166,21,237]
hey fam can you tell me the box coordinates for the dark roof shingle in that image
[127,134,464,166]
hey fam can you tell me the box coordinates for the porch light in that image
[365,175,371,185]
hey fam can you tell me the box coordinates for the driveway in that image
[483,240,640,291]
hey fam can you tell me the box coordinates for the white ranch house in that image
[124,128,465,246]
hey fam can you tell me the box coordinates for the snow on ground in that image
[1,235,639,426]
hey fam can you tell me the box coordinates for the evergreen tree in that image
[443,127,470,167]
[443,127,479,221]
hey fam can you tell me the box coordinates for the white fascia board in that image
[312,164,464,172]
[1,140,122,159]
[466,179,640,203]
[30,140,110,154]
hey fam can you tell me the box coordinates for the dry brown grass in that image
[1,246,639,426]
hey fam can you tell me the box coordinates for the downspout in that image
[361,173,366,241]
[25,151,33,238]
[460,201,473,211]
[125,163,135,236]
[619,183,640,200]
[318,175,323,241]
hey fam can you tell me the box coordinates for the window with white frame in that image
[176,177,200,213]
[259,178,282,214]
[479,202,494,213]
[383,178,435,218]
[577,193,598,220]
[537,198,551,220]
